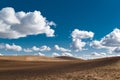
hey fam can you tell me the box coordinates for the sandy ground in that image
[0,56,120,80]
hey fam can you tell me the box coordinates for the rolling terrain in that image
[0,56,120,80]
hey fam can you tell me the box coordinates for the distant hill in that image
[55,56,83,60]
[0,56,67,61]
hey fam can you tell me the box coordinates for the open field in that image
[0,56,120,80]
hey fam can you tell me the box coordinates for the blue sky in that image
[0,0,120,59]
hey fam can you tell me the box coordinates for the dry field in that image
[0,56,120,80]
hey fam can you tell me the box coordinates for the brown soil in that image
[0,56,120,80]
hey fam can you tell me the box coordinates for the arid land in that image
[0,56,120,80]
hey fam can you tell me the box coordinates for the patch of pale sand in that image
[25,57,65,61]
[0,56,75,62]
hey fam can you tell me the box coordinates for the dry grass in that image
[0,56,120,80]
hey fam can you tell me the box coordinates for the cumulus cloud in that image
[0,43,22,51]
[71,39,86,52]
[38,52,45,56]
[52,52,60,57]
[82,52,107,60]
[90,40,104,49]
[91,52,101,56]
[0,53,3,56]
[34,52,45,56]
[114,47,120,53]
[101,28,120,47]
[39,45,51,51]
[62,52,73,57]
[91,28,120,54]
[54,45,71,52]
[91,28,120,48]
[71,29,94,51]
[91,52,106,56]
[5,44,22,51]
[32,45,51,52]
[71,29,94,40]
[32,46,39,51]
[23,48,33,52]
[0,7,55,39]
[23,45,51,52]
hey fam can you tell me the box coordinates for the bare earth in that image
[0,56,120,80]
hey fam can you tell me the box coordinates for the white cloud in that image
[39,45,51,51]
[91,52,101,56]
[0,43,36,53]
[90,28,120,54]
[54,45,71,52]
[101,28,120,47]
[71,29,94,40]
[0,53,3,56]
[91,52,106,56]
[114,47,120,53]
[0,7,20,25]
[23,48,33,52]
[71,29,94,51]
[34,52,45,56]
[52,52,60,57]
[90,40,104,49]
[71,39,86,52]
[91,28,120,48]
[32,46,40,51]
[0,43,22,51]
[0,7,55,39]
[5,43,22,51]
[106,47,116,54]
[62,52,73,57]
[100,52,107,56]
[82,52,107,60]
[26,45,51,52]
[38,52,45,56]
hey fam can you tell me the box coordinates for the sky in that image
[0,0,120,59]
